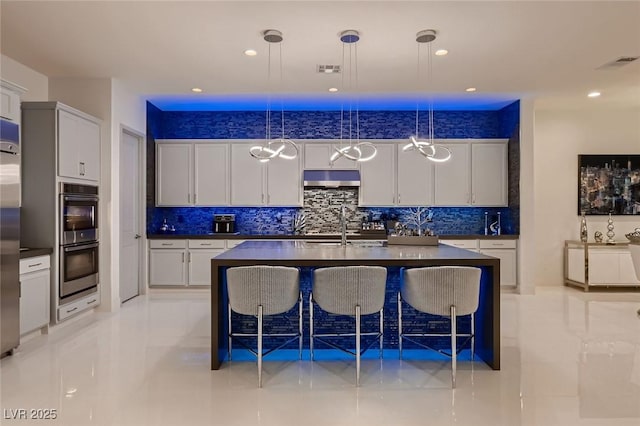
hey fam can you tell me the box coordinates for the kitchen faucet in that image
[340,204,347,246]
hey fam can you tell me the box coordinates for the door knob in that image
[134,234,142,239]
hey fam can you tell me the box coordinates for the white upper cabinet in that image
[230,143,265,205]
[304,143,360,169]
[397,144,435,206]
[194,144,229,206]
[471,143,508,206]
[230,143,302,206]
[266,153,302,206]
[359,144,396,206]
[434,143,471,206]
[156,143,191,206]
[57,109,101,182]
[1,80,25,123]
[156,141,229,206]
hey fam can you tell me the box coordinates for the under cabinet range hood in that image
[303,170,361,188]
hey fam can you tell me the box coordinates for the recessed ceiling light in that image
[328,87,338,92]
[588,91,601,98]
[244,49,257,57]
[435,49,448,56]
[191,87,203,93]
[465,87,476,92]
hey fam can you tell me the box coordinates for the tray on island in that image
[387,235,439,246]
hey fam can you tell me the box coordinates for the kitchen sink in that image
[304,241,386,248]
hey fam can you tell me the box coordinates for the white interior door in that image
[120,129,142,303]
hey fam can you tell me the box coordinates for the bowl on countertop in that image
[625,228,640,243]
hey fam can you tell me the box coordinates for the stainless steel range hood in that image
[303,170,361,188]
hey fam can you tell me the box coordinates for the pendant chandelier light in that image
[403,29,451,163]
[249,29,298,163]
[329,30,377,165]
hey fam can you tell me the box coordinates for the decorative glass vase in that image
[580,213,588,243]
[606,213,615,244]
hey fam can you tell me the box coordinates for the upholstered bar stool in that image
[398,266,481,388]
[227,265,302,387]
[310,266,387,386]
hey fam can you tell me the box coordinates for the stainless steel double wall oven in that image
[59,183,99,302]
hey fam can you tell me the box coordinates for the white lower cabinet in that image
[479,240,518,288]
[57,293,100,322]
[19,255,51,335]
[149,239,238,287]
[439,238,518,287]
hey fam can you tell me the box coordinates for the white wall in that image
[532,106,640,287]
[0,54,48,101]
[518,99,536,294]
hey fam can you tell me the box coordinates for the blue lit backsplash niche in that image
[157,109,515,139]
[148,205,517,236]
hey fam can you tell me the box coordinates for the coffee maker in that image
[213,214,236,233]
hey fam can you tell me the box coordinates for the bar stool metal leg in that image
[258,305,263,388]
[451,305,457,389]
[398,293,403,359]
[298,292,303,360]
[309,293,315,361]
[471,312,475,362]
[228,302,233,361]
[379,308,384,359]
[356,304,361,387]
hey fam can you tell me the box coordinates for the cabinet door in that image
[588,251,619,284]
[472,143,507,206]
[304,143,359,169]
[481,249,517,287]
[58,109,82,179]
[194,144,229,206]
[156,143,192,206]
[0,86,21,122]
[359,144,395,206]
[188,249,226,286]
[19,270,50,335]
[76,117,100,181]
[434,144,470,206]
[397,144,435,206]
[266,155,302,206]
[617,252,640,284]
[149,249,187,286]
[230,144,264,206]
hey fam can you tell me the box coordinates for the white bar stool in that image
[398,266,481,388]
[227,265,302,387]
[310,266,387,386]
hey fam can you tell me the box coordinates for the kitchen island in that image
[210,240,500,370]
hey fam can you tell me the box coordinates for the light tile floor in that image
[1,287,639,426]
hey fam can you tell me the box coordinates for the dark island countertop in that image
[210,240,500,371]
[19,247,54,259]
[148,233,519,240]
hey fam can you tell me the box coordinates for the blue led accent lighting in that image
[147,95,518,112]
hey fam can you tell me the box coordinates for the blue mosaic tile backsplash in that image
[147,102,520,235]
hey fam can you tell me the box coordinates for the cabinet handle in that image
[188,252,191,263]
[187,193,190,203]
[398,194,401,204]
[79,162,86,176]
[28,262,43,268]
[261,193,265,203]
[492,243,505,246]
[267,194,270,204]
[182,253,185,263]
[66,307,78,314]
[200,243,212,246]
[161,243,173,246]
[87,299,97,305]
[472,194,475,204]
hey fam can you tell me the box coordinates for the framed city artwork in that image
[578,155,640,215]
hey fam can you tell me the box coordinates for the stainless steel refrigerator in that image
[1,118,20,357]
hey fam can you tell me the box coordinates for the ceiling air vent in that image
[317,65,341,74]
[597,56,639,69]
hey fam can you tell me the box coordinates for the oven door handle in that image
[64,242,99,252]
[63,195,99,202]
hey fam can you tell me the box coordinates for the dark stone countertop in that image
[19,247,54,259]
[147,233,519,240]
